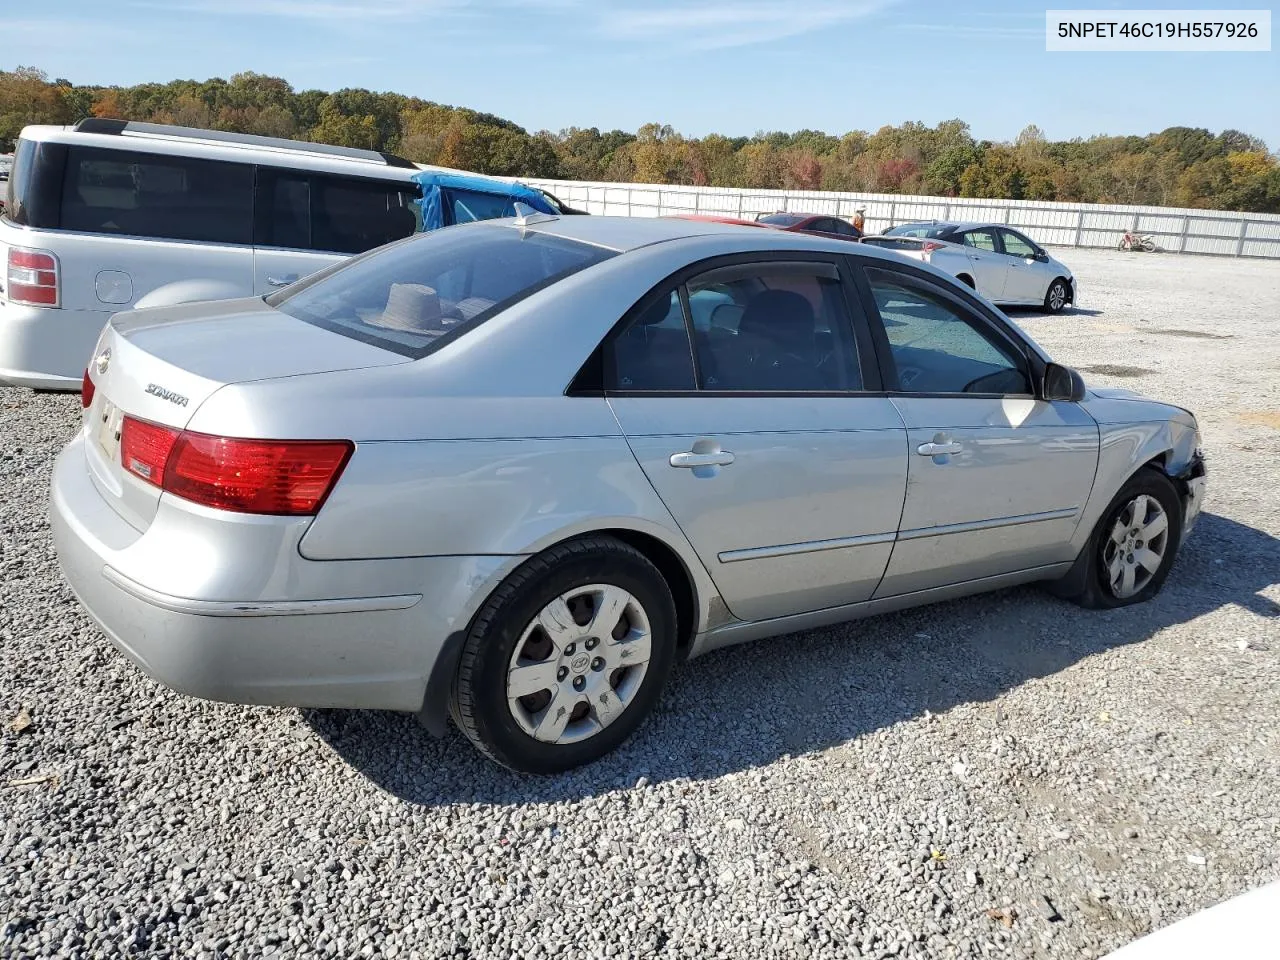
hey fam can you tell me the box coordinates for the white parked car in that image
[863,221,1076,313]
[0,120,427,390]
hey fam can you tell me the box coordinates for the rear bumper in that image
[51,431,513,712]
[0,302,110,389]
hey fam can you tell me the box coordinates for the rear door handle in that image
[917,441,962,456]
[266,274,298,287]
[670,451,735,468]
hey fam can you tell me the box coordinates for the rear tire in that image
[1050,469,1183,609]
[956,273,976,289]
[1044,278,1070,313]
[449,536,677,773]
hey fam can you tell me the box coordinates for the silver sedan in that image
[52,213,1206,772]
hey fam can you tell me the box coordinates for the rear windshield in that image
[758,213,806,227]
[884,223,952,238]
[267,224,615,358]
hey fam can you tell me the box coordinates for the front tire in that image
[1044,278,1070,313]
[1051,469,1184,609]
[449,536,678,773]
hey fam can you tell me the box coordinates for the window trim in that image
[573,251,884,398]
[849,257,1044,399]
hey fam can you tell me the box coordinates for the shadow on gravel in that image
[305,512,1278,806]
[1005,306,1104,318]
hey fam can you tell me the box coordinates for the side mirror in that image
[1035,251,1050,263]
[1043,363,1086,402]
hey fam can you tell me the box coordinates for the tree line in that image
[3,66,1278,213]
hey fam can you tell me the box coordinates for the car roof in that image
[668,214,769,227]
[17,123,427,182]
[896,220,999,232]
[509,213,799,251]
[484,215,967,278]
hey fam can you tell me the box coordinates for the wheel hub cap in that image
[506,584,653,745]
[1103,494,1170,599]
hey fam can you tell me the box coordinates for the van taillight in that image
[119,416,352,516]
[81,369,95,409]
[7,247,60,306]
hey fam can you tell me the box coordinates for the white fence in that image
[525,178,1280,259]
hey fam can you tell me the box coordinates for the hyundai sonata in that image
[52,211,1205,772]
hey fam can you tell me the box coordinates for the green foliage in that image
[0,68,1275,213]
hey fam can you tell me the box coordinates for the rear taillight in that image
[7,247,60,306]
[119,416,352,516]
[920,240,944,255]
[120,418,180,485]
[81,369,95,409]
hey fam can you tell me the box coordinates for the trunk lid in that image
[860,236,930,261]
[84,296,407,531]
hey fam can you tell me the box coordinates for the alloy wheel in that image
[1048,282,1066,311]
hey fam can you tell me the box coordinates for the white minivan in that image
[0,119,427,390]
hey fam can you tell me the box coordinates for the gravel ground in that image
[2,247,1279,960]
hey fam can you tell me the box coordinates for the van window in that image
[254,169,418,254]
[60,146,253,245]
[4,139,65,229]
[312,176,418,254]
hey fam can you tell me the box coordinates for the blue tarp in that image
[410,170,556,232]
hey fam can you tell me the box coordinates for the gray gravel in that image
[3,247,1279,959]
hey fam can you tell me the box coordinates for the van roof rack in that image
[73,118,417,169]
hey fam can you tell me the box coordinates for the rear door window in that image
[961,229,999,252]
[608,290,697,391]
[59,146,253,244]
[688,262,862,392]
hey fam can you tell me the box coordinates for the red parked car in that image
[756,212,863,241]
[668,212,862,241]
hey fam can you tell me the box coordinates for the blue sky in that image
[10,0,1279,148]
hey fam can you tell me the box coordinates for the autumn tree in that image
[1,68,1276,213]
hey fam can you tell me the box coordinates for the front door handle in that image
[917,440,962,457]
[670,450,735,469]
[266,274,298,288]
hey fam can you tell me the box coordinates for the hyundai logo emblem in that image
[95,348,111,375]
